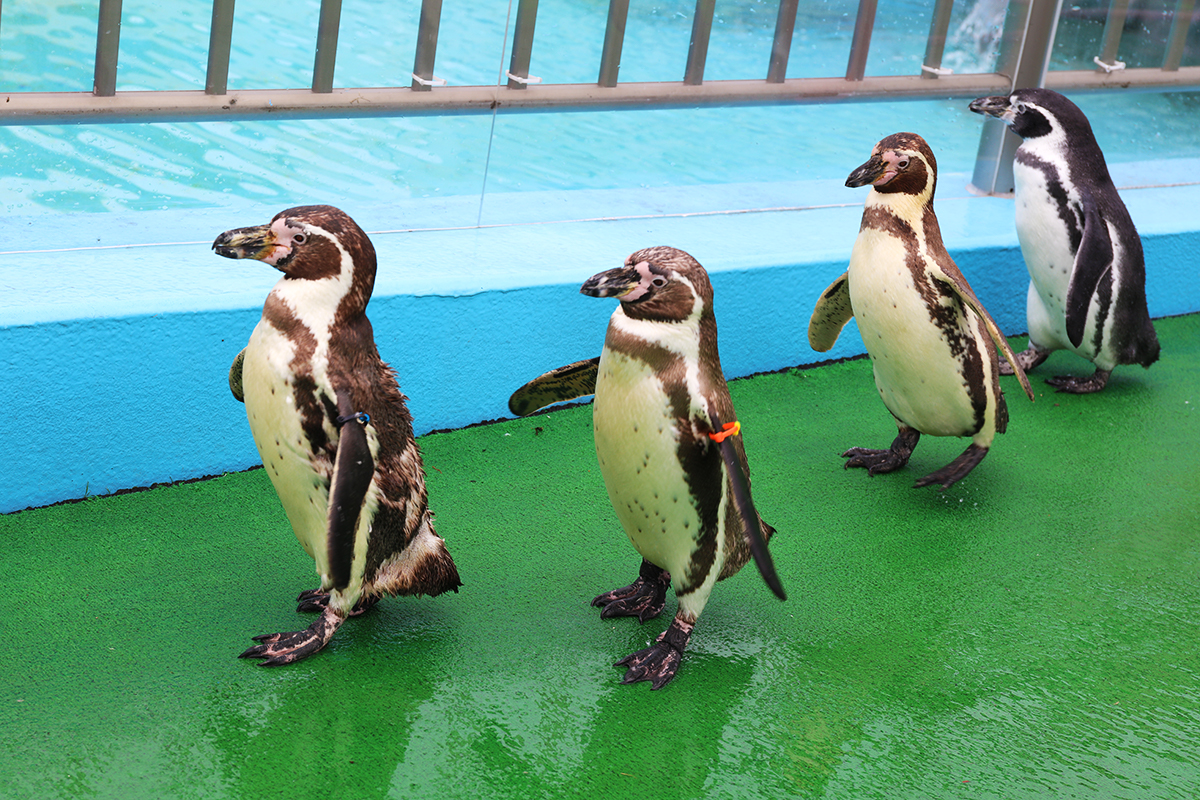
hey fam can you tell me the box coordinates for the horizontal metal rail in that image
[3,67,1199,126]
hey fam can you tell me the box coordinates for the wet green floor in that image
[3,313,1198,799]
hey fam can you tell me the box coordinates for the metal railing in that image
[2,0,1198,194]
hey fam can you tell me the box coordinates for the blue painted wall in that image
[3,177,1197,512]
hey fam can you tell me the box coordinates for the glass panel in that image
[334,0,420,87]
[1188,7,1200,67]
[479,97,987,226]
[0,0,99,92]
[526,0,609,84]
[942,0,1006,74]
[617,0,705,82]
[785,0,859,78]
[867,0,938,76]
[117,0,214,90]
[1116,0,1182,69]
[412,1,510,87]
[1047,1,1200,166]
[226,0,323,89]
[706,0,788,81]
[0,0,1197,225]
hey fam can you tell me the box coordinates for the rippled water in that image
[0,0,1196,218]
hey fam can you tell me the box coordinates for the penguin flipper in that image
[930,267,1035,403]
[1064,197,1115,350]
[508,357,600,416]
[808,272,854,352]
[327,395,376,591]
[708,410,786,602]
[229,348,246,403]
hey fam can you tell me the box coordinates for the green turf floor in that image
[3,313,1198,800]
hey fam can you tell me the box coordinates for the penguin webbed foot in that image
[842,428,919,476]
[615,615,694,690]
[591,561,670,623]
[295,588,380,617]
[999,344,1051,376]
[913,443,988,490]
[1045,368,1111,394]
[239,607,344,667]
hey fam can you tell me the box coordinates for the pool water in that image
[0,0,1197,224]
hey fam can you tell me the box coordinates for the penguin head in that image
[213,205,377,310]
[581,246,713,323]
[845,133,937,200]
[968,88,1094,144]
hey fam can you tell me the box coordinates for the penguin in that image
[809,133,1035,490]
[509,247,785,689]
[969,88,1160,393]
[213,205,461,666]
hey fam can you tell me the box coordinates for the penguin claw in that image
[616,643,684,690]
[239,608,344,666]
[843,428,919,476]
[615,616,694,690]
[592,572,671,623]
[841,447,908,476]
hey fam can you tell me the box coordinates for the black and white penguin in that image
[969,88,1160,392]
[509,247,785,689]
[213,205,461,666]
[809,133,1035,489]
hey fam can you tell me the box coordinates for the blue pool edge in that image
[2,173,1198,513]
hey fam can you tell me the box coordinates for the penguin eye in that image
[292,233,307,245]
[897,158,910,169]
[650,276,667,288]
[1014,101,1027,114]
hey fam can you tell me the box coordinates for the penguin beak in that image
[581,266,641,299]
[845,154,890,188]
[212,224,288,263]
[968,95,1013,121]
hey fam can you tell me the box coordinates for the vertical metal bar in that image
[767,0,800,83]
[507,0,539,89]
[598,0,630,87]
[684,0,716,86]
[1095,0,1130,72]
[312,0,343,93]
[970,0,1063,195]
[921,0,955,79]
[1163,0,1195,71]
[412,0,443,91]
[94,0,123,97]
[845,0,878,81]
[206,0,236,95]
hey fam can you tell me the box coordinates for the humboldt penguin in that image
[509,247,785,689]
[809,133,1035,489]
[969,88,1160,392]
[213,204,461,666]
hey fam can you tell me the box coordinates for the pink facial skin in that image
[259,218,308,265]
[873,150,911,187]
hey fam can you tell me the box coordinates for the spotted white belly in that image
[592,348,705,578]
[1013,157,1078,353]
[242,319,334,580]
[849,228,979,437]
